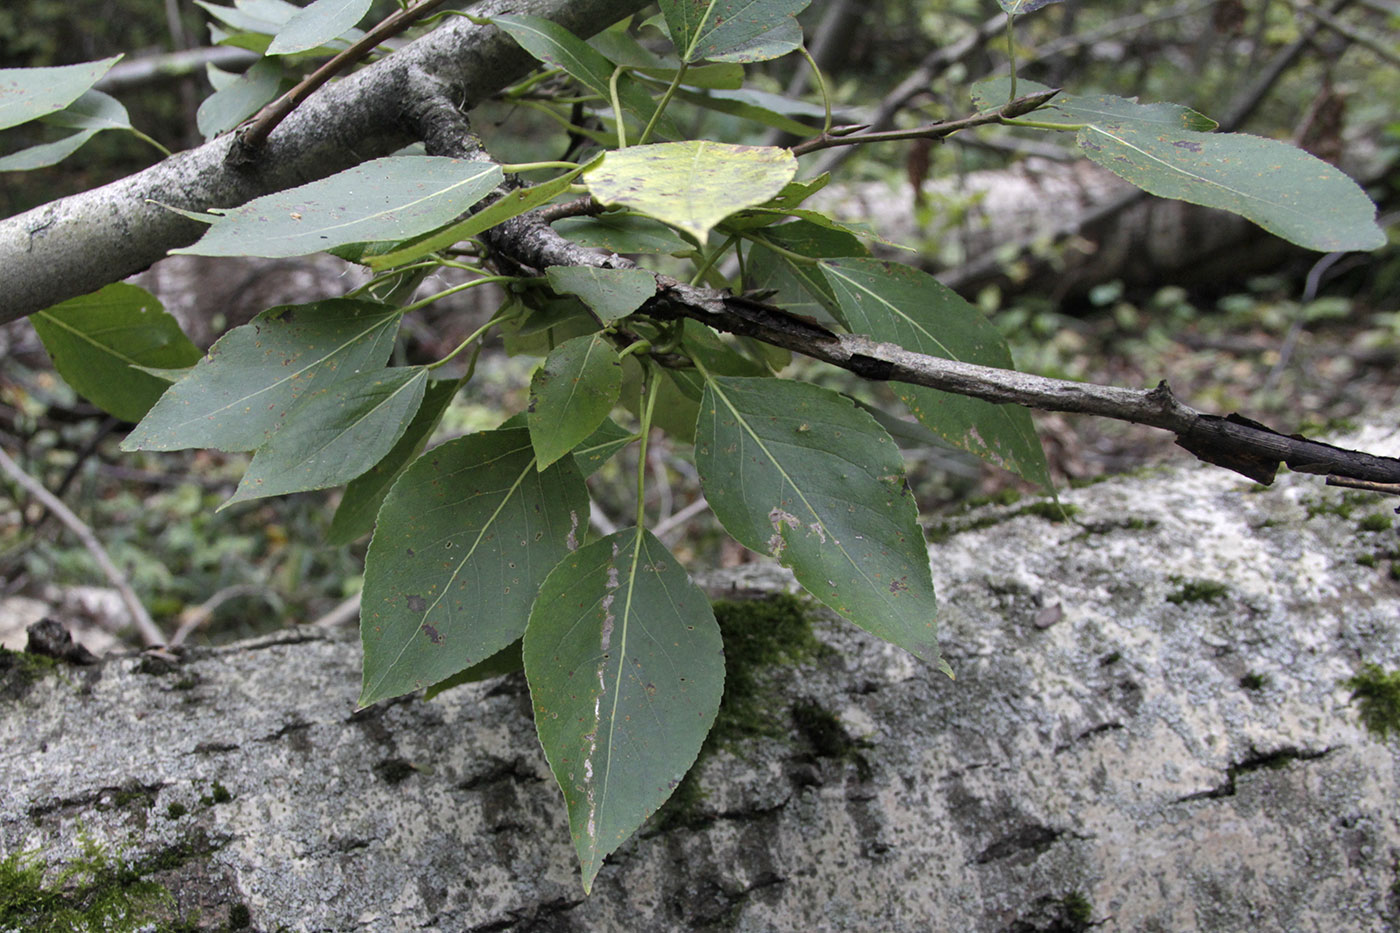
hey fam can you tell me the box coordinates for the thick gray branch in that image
[0,0,648,323]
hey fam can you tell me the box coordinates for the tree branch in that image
[789,89,1060,157]
[0,0,650,323]
[0,445,168,646]
[404,107,1400,488]
[229,0,460,160]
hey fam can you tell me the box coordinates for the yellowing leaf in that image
[584,141,797,244]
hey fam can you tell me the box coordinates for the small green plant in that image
[1,0,1393,895]
[0,835,179,933]
[1359,513,1393,532]
[1166,578,1229,605]
[1345,665,1400,739]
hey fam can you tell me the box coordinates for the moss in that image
[962,488,1024,509]
[654,594,825,830]
[1390,562,1400,583]
[1061,891,1093,925]
[791,700,872,780]
[1357,553,1379,568]
[373,758,417,785]
[1165,577,1229,605]
[0,648,61,701]
[199,781,233,807]
[1359,513,1394,533]
[1239,672,1269,690]
[1345,665,1400,739]
[172,675,199,691]
[927,499,1081,543]
[1304,491,1371,521]
[228,902,252,929]
[165,802,187,820]
[706,593,827,748]
[1019,501,1080,522]
[0,833,184,933]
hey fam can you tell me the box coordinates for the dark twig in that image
[228,0,457,164]
[791,90,1060,157]
[1294,2,1400,67]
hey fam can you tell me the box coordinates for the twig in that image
[311,593,362,628]
[791,90,1060,157]
[0,445,167,646]
[651,287,1400,485]
[809,13,1007,177]
[169,584,280,647]
[228,0,457,163]
[1327,476,1400,497]
[1294,2,1400,66]
[96,46,260,93]
[653,497,710,539]
[537,196,603,223]
[1218,0,1350,131]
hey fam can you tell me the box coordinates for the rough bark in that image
[0,0,648,323]
[5,422,1400,931]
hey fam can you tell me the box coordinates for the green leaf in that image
[359,427,589,705]
[545,266,657,322]
[195,0,293,36]
[588,24,746,87]
[529,335,623,469]
[1076,121,1384,252]
[746,220,867,324]
[366,164,588,271]
[671,86,823,135]
[997,0,1062,13]
[696,376,942,665]
[424,639,524,698]
[494,14,681,140]
[328,378,460,545]
[572,418,635,476]
[971,77,1217,131]
[584,141,797,244]
[524,527,723,893]
[501,297,601,358]
[173,157,503,258]
[195,57,283,139]
[552,213,694,254]
[122,298,401,452]
[661,0,811,62]
[43,89,134,131]
[635,62,745,90]
[267,0,370,55]
[224,366,427,506]
[30,284,202,424]
[0,57,121,132]
[0,130,99,172]
[820,258,1051,489]
[0,87,138,168]
[974,78,1384,251]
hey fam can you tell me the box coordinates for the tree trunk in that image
[5,421,1399,931]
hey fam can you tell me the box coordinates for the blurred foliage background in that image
[1,0,1397,651]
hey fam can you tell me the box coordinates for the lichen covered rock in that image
[3,427,1399,931]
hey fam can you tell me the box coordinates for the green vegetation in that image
[1359,513,1393,533]
[1166,578,1230,605]
[0,835,179,933]
[2,0,1396,898]
[1345,665,1400,739]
